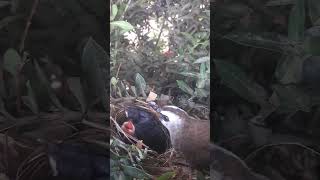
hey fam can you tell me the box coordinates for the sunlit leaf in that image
[111,4,118,21]
[179,71,199,78]
[288,0,305,41]
[193,56,210,64]
[111,21,134,33]
[196,63,206,88]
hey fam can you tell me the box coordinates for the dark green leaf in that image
[271,84,311,113]
[177,80,194,95]
[22,81,39,114]
[67,77,86,113]
[82,37,108,111]
[135,73,146,97]
[303,36,320,55]
[193,56,210,64]
[3,48,21,76]
[275,55,305,84]
[308,0,320,25]
[122,165,151,179]
[0,15,22,30]
[214,59,268,105]
[157,171,175,180]
[34,60,65,111]
[288,0,305,41]
[265,0,294,6]
[224,32,287,52]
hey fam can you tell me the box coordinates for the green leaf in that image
[214,59,268,105]
[111,77,118,86]
[3,48,21,76]
[82,37,108,111]
[180,32,195,43]
[288,0,305,41]
[196,63,207,88]
[110,21,134,33]
[194,88,209,98]
[271,85,311,113]
[67,77,86,113]
[156,171,175,180]
[111,4,118,21]
[135,73,146,97]
[265,0,294,6]
[308,0,320,25]
[177,80,194,95]
[224,32,287,52]
[303,36,320,55]
[275,55,305,84]
[0,15,22,30]
[179,71,199,78]
[122,165,151,179]
[34,60,65,111]
[21,81,39,114]
[193,56,210,64]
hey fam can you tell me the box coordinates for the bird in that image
[159,105,210,169]
[120,105,171,153]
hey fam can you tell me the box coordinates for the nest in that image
[110,97,208,179]
[0,111,108,180]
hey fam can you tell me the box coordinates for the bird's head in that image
[121,120,135,136]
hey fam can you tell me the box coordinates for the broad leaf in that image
[275,55,306,84]
[157,171,176,180]
[21,81,39,114]
[135,73,146,97]
[303,36,320,55]
[82,37,108,110]
[67,77,86,113]
[308,0,320,25]
[110,21,134,32]
[193,56,210,64]
[224,32,287,52]
[288,0,305,41]
[3,48,21,76]
[177,80,194,96]
[111,4,118,21]
[214,59,268,105]
[271,84,311,113]
[122,165,151,179]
